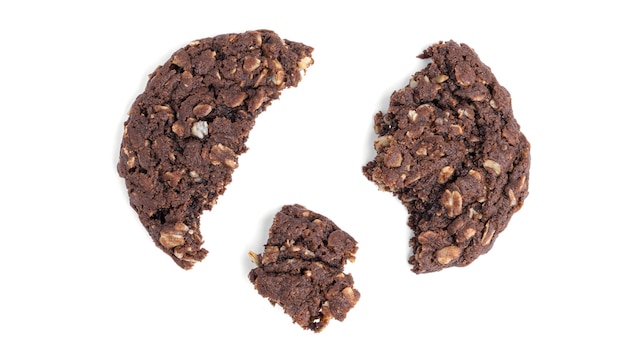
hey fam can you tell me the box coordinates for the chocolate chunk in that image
[363,41,530,274]
[249,204,359,332]
[118,30,313,269]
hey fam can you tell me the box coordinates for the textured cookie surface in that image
[249,204,359,332]
[118,30,313,269]
[363,41,530,274]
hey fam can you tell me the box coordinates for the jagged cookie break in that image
[118,31,313,269]
[363,41,530,274]
[248,204,359,332]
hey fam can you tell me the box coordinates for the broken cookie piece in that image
[249,204,359,332]
[363,41,530,274]
[118,30,314,269]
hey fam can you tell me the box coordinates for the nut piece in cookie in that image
[248,204,359,332]
[118,30,314,269]
[363,40,530,274]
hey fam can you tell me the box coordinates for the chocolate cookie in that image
[363,41,530,274]
[118,30,313,269]
[248,204,359,332]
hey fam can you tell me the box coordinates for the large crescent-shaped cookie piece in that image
[363,41,529,274]
[118,30,313,269]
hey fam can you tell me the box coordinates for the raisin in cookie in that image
[363,41,530,274]
[118,30,313,269]
[249,204,359,332]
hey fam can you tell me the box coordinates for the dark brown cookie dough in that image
[118,30,313,269]
[248,204,359,332]
[363,41,530,274]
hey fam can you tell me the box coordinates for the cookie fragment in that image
[249,204,359,332]
[363,41,530,274]
[118,30,314,269]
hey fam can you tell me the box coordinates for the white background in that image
[2,1,625,351]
